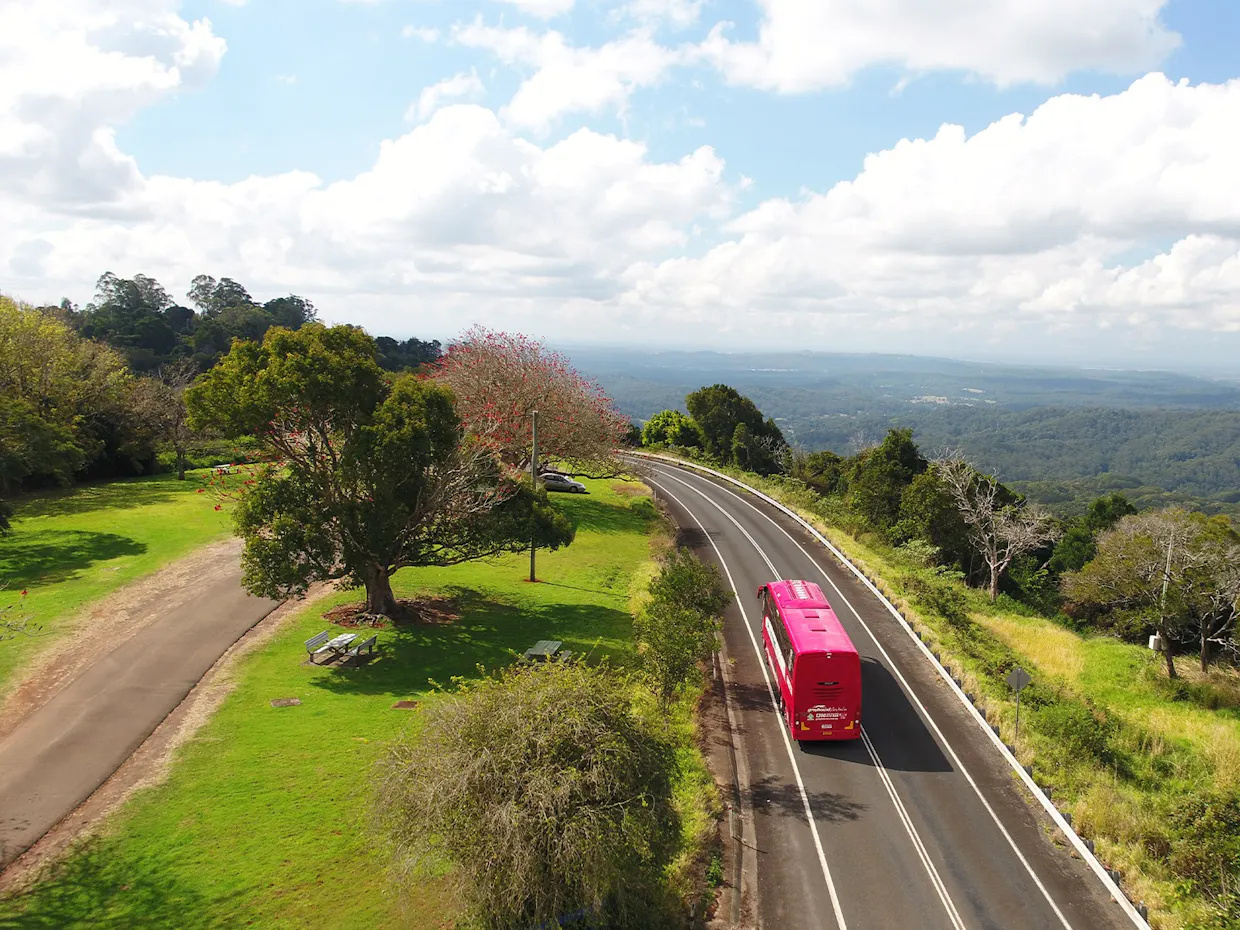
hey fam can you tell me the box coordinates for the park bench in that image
[305,631,334,663]
[347,635,377,659]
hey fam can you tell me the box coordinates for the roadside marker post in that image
[1006,666,1032,748]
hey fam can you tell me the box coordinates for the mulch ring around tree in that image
[322,597,461,629]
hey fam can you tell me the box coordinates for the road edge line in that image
[632,452,1151,930]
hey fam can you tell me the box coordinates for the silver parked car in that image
[541,472,587,493]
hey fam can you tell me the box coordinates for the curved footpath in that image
[0,552,278,870]
[644,460,1134,930]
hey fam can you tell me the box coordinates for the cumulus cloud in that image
[408,71,486,121]
[699,0,1180,91]
[2,3,1239,360]
[0,1,225,209]
[455,21,684,131]
[621,74,1240,350]
[616,0,706,29]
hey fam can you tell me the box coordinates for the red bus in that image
[758,579,861,741]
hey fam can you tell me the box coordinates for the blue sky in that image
[4,1,1240,367]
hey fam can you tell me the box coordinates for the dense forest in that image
[639,387,1240,673]
[571,347,1240,517]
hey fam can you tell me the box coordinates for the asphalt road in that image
[0,569,277,869]
[644,460,1134,930]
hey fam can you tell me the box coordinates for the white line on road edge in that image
[655,468,968,930]
[678,467,1070,930]
[645,477,849,930]
[634,452,1151,930]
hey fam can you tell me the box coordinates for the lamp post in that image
[529,409,538,583]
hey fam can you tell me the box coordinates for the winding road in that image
[643,458,1135,930]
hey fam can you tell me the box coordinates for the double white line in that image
[654,462,1085,930]
[650,469,969,930]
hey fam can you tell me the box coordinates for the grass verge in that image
[650,453,1240,930]
[0,478,719,929]
[0,470,237,694]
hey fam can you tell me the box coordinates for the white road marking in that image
[655,468,968,930]
[645,476,849,930]
[667,465,1077,930]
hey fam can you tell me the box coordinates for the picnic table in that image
[523,640,563,661]
[324,632,356,656]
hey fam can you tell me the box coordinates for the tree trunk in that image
[1161,629,1177,679]
[176,450,187,481]
[363,564,399,616]
[988,565,1000,603]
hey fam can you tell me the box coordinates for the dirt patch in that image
[0,578,340,894]
[0,538,244,743]
[611,482,646,497]
[322,597,460,628]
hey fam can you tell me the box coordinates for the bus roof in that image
[766,580,857,657]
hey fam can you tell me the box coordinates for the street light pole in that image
[529,409,538,583]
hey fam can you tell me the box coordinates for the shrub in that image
[1167,790,1240,901]
[375,660,681,930]
[1034,700,1116,763]
[636,548,729,706]
[905,571,972,627]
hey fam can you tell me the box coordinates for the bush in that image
[905,571,972,627]
[375,660,681,930]
[636,548,729,706]
[1034,700,1116,763]
[1168,789,1240,918]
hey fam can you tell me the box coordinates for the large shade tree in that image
[684,383,786,474]
[187,324,574,616]
[433,327,630,477]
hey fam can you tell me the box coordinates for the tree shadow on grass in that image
[308,588,637,698]
[0,532,147,587]
[553,495,656,536]
[10,478,187,521]
[0,838,237,930]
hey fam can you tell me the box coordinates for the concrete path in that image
[0,564,278,868]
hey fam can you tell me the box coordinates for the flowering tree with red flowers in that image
[432,328,631,479]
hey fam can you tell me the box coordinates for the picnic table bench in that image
[304,631,357,663]
[523,640,570,662]
[347,635,377,659]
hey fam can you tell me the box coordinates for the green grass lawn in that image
[0,479,715,929]
[0,470,237,695]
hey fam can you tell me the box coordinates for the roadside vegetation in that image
[640,389,1240,930]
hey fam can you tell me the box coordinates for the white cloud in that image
[401,25,440,42]
[699,0,1180,91]
[455,21,683,132]
[492,0,575,18]
[407,71,486,121]
[616,0,705,29]
[619,74,1240,352]
[0,1,225,209]
[274,73,297,85]
[3,3,1239,362]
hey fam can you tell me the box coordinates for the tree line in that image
[0,273,444,526]
[640,389,1240,675]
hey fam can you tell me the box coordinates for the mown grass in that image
[651,454,1240,930]
[0,470,236,696]
[0,478,719,929]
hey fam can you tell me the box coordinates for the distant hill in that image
[567,347,1240,516]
